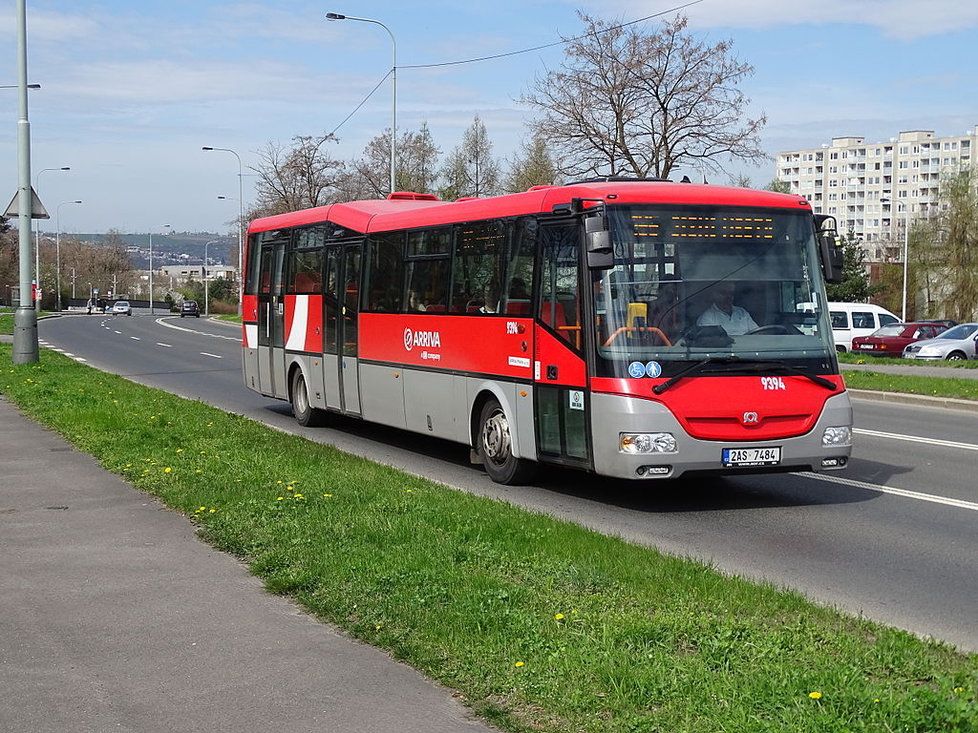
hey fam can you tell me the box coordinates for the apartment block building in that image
[775,126,977,260]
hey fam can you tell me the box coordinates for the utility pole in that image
[12,0,37,363]
[70,267,76,299]
[112,273,117,300]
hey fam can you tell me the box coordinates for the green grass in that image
[213,313,242,323]
[839,352,978,369]
[0,310,53,335]
[843,370,978,401]
[1,345,976,733]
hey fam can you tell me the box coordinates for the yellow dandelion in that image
[404,488,414,493]
[198,506,206,512]
[323,492,333,498]
[163,467,172,474]
[277,496,284,501]
[954,687,965,694]
[176,448,183,453]
[276,480,283,485]
[195,469,202,474]
[514,661,525,668]
[554,613,565,621]
[294,493,304,499]
[209,508,217,514]
[808,691,822,700]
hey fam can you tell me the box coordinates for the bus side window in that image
[501,217,536,316]
[363,233,405,312]
[451,221,504,314]
[245,234,262,295]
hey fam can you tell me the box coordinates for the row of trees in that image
[0,221,137,309]
[247,13,765,219]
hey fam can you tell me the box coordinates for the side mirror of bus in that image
[814,214,843,284]
[585,213,613,270]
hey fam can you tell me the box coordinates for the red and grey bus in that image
[241,179,853,484]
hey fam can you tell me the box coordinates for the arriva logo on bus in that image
[403,327,441,352]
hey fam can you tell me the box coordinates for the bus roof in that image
[247,181,812,236]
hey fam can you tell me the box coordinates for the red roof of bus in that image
[246,182,811,236]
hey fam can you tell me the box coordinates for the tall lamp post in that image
[202,147,244,312]
[326,12,396,195]
[55,200,82,312]
[148,224,171,315]
[34,166,70,298]
[881,196,910,321]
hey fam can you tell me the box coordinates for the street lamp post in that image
[34,166,70,300]
[55,200,82,312]
[202,239,219,317]
[326,12,396,194]
[148,224,171,315]
[202,147,244,312]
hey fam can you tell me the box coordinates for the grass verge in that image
[839,352,978,369]
[1,344,976,732]
[843,370,978,401]
[213,313,242,324]
[0,310,53,335]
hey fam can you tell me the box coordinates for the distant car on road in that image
[903,323,978,361]
[180,300,200,318]
[111,300,132,316]
[851,322,947,357]
[828,302,900,352]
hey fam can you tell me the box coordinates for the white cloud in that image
[575,0,978,39]
[0,8,98,42]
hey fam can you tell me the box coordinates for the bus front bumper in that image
[589,391,853,480]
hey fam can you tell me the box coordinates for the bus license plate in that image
[722,447,781,467]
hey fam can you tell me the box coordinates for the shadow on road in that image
[265,403,889,514]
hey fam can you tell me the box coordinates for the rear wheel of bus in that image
[291,369,326,427]
[478,398,536,485]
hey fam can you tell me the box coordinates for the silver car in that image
[903,323,978,360]
[111,300,132,316]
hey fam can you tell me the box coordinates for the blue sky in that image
[2,0,976,234]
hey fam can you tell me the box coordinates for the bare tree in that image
[728,173,753,188]
[504,133,561,193]
[522,13,766,181]
[398,122,441,194]
[439,116,501,199]
[340,123,442,201]
[251,133,345,216]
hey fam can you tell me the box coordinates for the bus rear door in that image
[257,234,288,397]
[324,240,363,415]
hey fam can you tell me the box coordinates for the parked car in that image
[180,300,200,318]
[828,302,900,352]
[111,300,132,316]
[851,322,947,357]
[904,323,978,361]
[917,319,958,330]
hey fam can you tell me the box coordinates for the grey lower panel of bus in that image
[243,347,259,392]
[589,391,854,480]
[341,356,361,415]
[324,354,341,408]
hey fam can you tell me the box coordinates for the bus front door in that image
[257,239,287,397]
[337,242,362,415]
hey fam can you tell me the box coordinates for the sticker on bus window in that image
[569,390,584,411]
[645,361,662,378]
[628,361,646,378]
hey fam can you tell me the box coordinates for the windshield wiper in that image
[652,356,743,395]
[652,357,838,395]
[734,360,838,391]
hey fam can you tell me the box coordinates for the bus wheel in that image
[478,399,536,485]
[291,369,326,427]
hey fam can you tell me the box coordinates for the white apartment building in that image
[776,126,977,260]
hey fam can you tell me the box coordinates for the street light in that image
[202,238,219,317]
[202,146,244,312]
[0,83,39,89]
[55,200,82,312]
[34,166,70,303]
[148,224,171,315]
[880,196,909,321]
[326,11,396,194]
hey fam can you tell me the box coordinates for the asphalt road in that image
[39,313,978,651]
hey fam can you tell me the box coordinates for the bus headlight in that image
[822,426,852,446]
[620,432,678,454]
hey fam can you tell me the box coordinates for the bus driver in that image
[696,282,758,336]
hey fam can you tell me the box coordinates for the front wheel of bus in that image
[291,369,325,428]
[478,399,536,485]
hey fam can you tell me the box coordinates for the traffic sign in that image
[3,186,50,219]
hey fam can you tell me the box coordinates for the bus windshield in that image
[593,205,836,378]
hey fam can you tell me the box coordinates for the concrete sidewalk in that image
[0,397,493,733]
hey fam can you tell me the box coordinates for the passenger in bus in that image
[696,282,758,336]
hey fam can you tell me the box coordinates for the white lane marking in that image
[155,316,238,341]
[200,352,223,359]
[64,352,74,357]
[854,428,978,453]
[74,357,87,363]
[114,330,122,334]
[156,342,172,348]
[796,471,978,512]
[130,336,141,341]
[53,348,64,353]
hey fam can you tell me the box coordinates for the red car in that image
[851,322,947,357]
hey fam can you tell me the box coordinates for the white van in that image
[828,302,900,352]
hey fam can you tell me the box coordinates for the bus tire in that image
[477,398,536,485]
[291,369,326,427]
